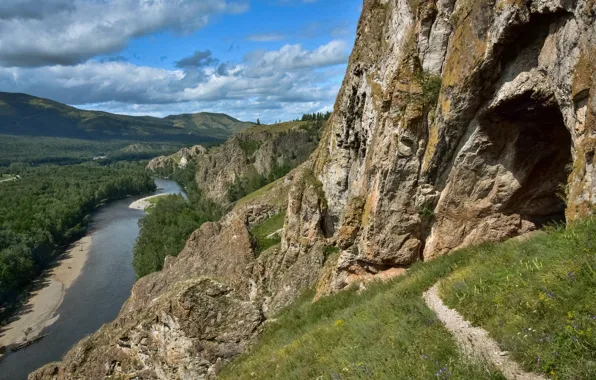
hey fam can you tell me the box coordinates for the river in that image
[0,178,186,380]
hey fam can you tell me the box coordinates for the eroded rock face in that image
[30,278,262,380]
[30,0,596,378]
[291,0,596,293]
[194,124,319,204]
[147,145,207,171]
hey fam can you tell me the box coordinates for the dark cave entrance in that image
[480,90,572,227]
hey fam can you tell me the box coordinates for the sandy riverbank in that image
[128,194,169,210]
[0,235,92,354]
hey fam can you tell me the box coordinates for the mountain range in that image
[0,92,254,144]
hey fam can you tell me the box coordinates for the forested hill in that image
[0,92,254,144]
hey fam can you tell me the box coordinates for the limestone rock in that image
[194,123,320,204]
[288,0,594,294]
[146,145,207,171]
[30,0,596,378]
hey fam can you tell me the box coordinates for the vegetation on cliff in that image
[227,160,293,202]
[221,220,596,379]
[250,211,286,254]
[0,163,155,310]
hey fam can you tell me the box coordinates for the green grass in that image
[233,176,287,209]
[219,245,506,380]
[440,221,596,379]
[220,220,596,379]
[250,212,286,254]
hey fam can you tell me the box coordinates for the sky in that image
[0,0,362,123]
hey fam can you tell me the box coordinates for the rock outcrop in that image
[298,0,596,295]
[147,121,322,205]
[146,145,207,171]
[31,0,596,378]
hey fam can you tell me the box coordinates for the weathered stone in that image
[31,278,262,380]
[147,145,207,171]
[30,0,596,378]
[284,0,595,293]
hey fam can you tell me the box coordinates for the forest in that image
[0,134,183,167]
[132,163,221,278]
[0,163,155,309]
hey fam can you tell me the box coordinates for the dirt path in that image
[0,236,92,354]
[423,282,546,380]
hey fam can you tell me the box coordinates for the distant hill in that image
[0,92,254,144]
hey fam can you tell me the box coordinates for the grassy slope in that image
[242,121,306,134]
[220,221,596,380]
[440,221,596,379]
[250,211,286,254]
[220,248,506,379]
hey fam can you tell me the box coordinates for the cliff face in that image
[305,0,595,295]
[147,121,321,205]
[31,0,595,379]
[147,145,208,171]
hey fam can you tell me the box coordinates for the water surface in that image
[0,178,185,380]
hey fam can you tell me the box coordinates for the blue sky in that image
[0,0,362,123]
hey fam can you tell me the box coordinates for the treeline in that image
[294,112,331,141]
[133,163,221,278]
[0,163,155,307]
[0,134,183,167]
[133,195,208,278]
[299,112,332,122]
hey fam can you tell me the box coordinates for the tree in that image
[257,118,261,125]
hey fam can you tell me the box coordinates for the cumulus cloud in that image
[0,0,75,20]
[0,40,349,121]
[243,40,349,77]
[0,0,248,67]
[175,50,219,68]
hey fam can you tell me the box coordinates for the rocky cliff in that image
[31,0,595,379]
[147,145,207,171]
[147,121,322,205]
[305,0,595,296]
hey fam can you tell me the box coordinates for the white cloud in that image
[0,0,248,67]
[243,40,349,77]
[0,40,350,122]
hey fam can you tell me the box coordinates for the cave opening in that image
[481,90,572,227]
